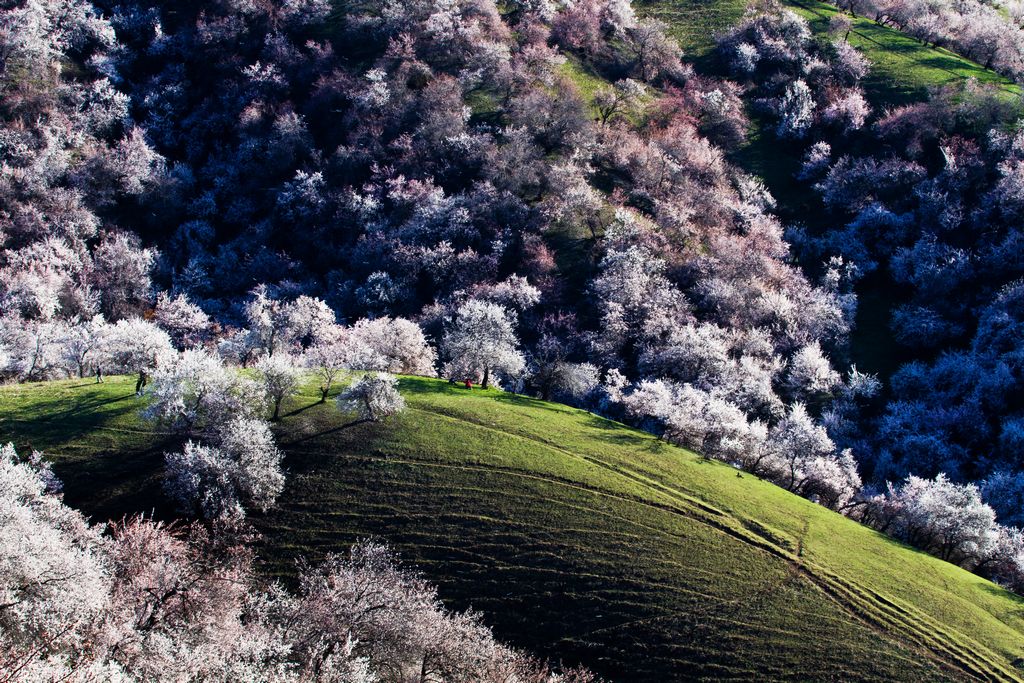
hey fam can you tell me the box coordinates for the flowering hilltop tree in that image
[442,300,525,389]
[163,417,285,518]
[284,295,337,349]
[621,379,767,466]
[58,315,108,378]
[305,338,353,403]
[244,285,290,357]
[146,348,265,434]
[338,372,406,422]
[349,317,437,376]
[154,292,212,349]
[244,288,339,358]
[255,353,301,420]
[765,403,839,490]
[0,443,108,678]
[102,317,175,393]
[0,318,65,382]
[863,474,999,566]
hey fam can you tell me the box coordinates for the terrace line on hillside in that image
[2,375,1022,681]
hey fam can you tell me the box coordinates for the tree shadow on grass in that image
[579,413,671,454]
[55,437,180,524]
[281,401,325,419]
[491,392,570,414]
[7,389,138,419]
[979,582,1024,616]
[1,394,142,451]
[280,418,371,448]
[395,377,460,396]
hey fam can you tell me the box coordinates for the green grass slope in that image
[3,376,1024,680]
[640,0,1019,104]
[636,0,1020,217]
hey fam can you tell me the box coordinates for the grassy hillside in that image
[3,376,1024,681]
[633,0,1020,216]
[630,0,1021,381]
[640,0,1019,103]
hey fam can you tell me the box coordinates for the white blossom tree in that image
[625,19,684,82]
[0,443,108,678]
[784,341,841,404]
[472,275,543,313]
[0,237,85,322]
[154,292,212,349]
[542,362,600,403]
[101,317,175,393]
[88,231,156,320]
[215,417,286,512]
[284,295,337,349]
[255,353,302,420]
[58,315,107,378]
[349,317,437,376]
[865,474,999,565]
[821,89,870,132]
[442,300,525,389]
[0,317,65,381]
[338,372,406,422]
[305,338,353,403]
[765,402,838,492]
[216,326,263,368]
[621,380,768,466]
[164,441,244,518]
[145,348,266,434]
[164,417,284,518]
[244,285,290,357]
[776,79,815,138]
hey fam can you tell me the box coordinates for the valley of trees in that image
[5,0,1024,676]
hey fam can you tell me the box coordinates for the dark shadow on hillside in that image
[55,437,180,525]
[396,378,460,396]
[279,418,371,448]
[980,583,1024,615]
[11,391,137,418]
[244,452,944,683]
[918,55,1002,81]
[491,392,569,413]
[0,393,141,451]
[282,401,323,418]
[580,413,670,454]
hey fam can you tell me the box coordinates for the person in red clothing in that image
[464,378,473,389]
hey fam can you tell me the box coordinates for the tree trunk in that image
[482,366,490,389]
[319,385,329,403]
[273,398,282,420]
